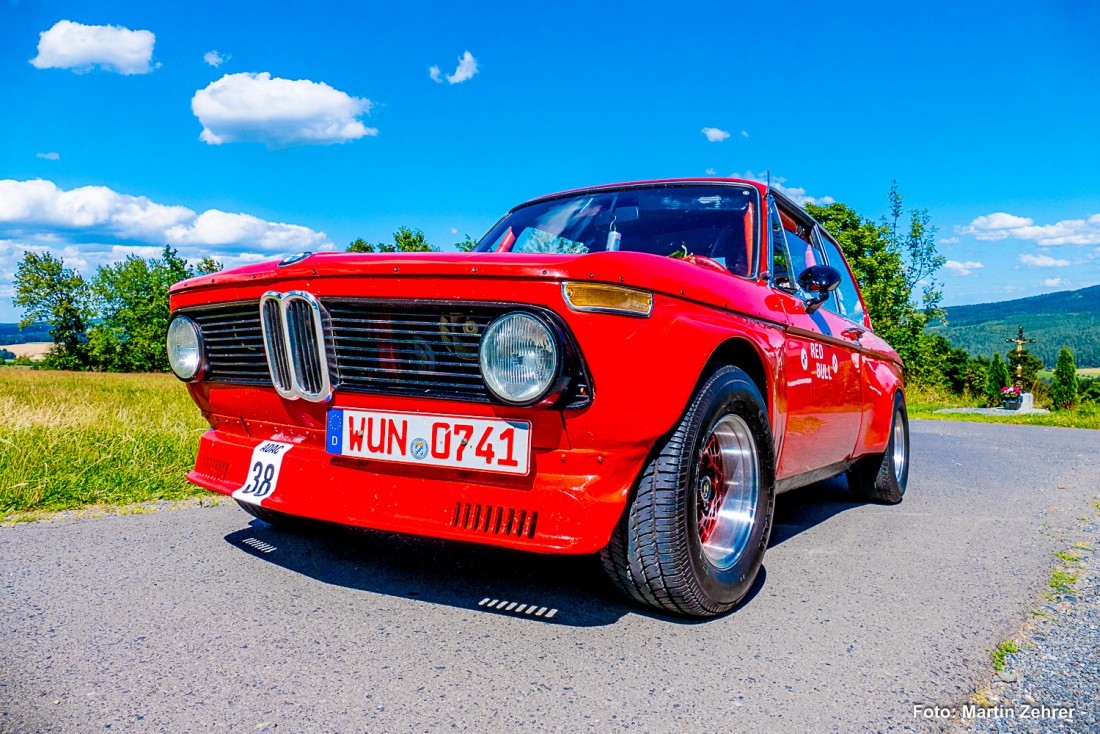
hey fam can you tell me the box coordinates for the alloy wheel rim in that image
[696,414,760,570]
[892,410,907,483]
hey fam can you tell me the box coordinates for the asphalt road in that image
[2,420,1098,734]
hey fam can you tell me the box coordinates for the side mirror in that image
[796,265,841,313]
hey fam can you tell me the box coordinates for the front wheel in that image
[846,392,909,504]
[600,366,776,617]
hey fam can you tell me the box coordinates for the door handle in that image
[842,327,866,340]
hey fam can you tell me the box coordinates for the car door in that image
[809,225,867,457]
[812,225,875,448]
[768,196,862,479]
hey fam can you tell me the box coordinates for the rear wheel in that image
[600,366,776,617]
[846,392,909,504]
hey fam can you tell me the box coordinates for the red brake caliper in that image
[697,433,727,543]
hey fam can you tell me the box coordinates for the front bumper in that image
[189,417,647,554]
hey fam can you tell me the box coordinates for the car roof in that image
[515,178,770,212]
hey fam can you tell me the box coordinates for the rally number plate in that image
[327,409,531,475]
[231,440,294,506]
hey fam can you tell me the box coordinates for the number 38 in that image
[242,461,276,498]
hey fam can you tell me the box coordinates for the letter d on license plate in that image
[327,409,531,475]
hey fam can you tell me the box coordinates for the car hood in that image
[169,250,764,310]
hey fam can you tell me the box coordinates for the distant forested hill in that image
[929,285,1100,367]
[0,322,51,345]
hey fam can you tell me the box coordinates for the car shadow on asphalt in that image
[223,477,860,628]
[769,475,867,548]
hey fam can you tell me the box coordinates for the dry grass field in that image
[0,342,53,359]
[0,370,206,517]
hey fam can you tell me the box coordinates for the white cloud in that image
[1042,277,1070,287]
[958,211,1100,246]
[729,170,835,207]
[449,51,478,84]
[203,50,229,67]
[740,130,749,138]
[0,178,338,320]
[1019,253,1071,267]
[938,236,959,245]
[701,127,731,143]
[705,168,717,175]
[191,72,377,147]
[0,180,334,318]
[431,51,478,84]
[30,20,155,75]
[167,210,328,250]
[0,178,330,260]
[450,227,459,234]
[944,260,984,276]
[36,152,60,161]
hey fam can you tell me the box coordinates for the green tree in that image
[12,251,93,370]
[455,234,478,252]
[805,183,945,384]
[986,353,1010,405]
[1079,378,1100,404]
[88,246,192,372]
[884,182,946,323]
[935,336,987,396]
[966,354,992,397]
[347,227,438,253]
[195,257,224,275]
[1007,347,1044,391]
[1051,347,1079,410]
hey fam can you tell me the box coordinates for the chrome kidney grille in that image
[259,291,333,402]
[260,298,293,394]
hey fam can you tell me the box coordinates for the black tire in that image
[600,365,776,617]
[846,392,909,504]
[235,500,328,534]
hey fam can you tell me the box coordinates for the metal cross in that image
[1006,325,1035,354]
[1005,326,1036,388]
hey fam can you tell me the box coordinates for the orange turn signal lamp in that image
[561,282,653,317]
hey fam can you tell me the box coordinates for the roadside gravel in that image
[960,517,1100,733]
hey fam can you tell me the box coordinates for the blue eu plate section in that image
[326,409,344,455]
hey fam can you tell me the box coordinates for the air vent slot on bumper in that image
[453,503,538,539]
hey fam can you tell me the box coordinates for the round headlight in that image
[167,315,203,381]
[479,312,561,405]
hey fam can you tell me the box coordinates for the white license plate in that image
[326,409,531,475]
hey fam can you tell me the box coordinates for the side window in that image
[775,200,826,290]
[768,200,793,289]
[814,228,867,324]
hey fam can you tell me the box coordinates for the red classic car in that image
[167,179,909,617]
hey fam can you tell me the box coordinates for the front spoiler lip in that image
[191,428,647,555]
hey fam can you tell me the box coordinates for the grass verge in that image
[908,385,1100,430]
[0,370,207,516]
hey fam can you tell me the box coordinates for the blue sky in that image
[1,0,1099,322]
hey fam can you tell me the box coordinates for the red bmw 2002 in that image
[167,179,909,617]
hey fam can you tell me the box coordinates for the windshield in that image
[476,185,759,278]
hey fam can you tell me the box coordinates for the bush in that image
[1051,348,1079,410]
[986,353,1010,405]
[1079,378,1100,404]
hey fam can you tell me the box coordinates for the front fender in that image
[559,294,785,455]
